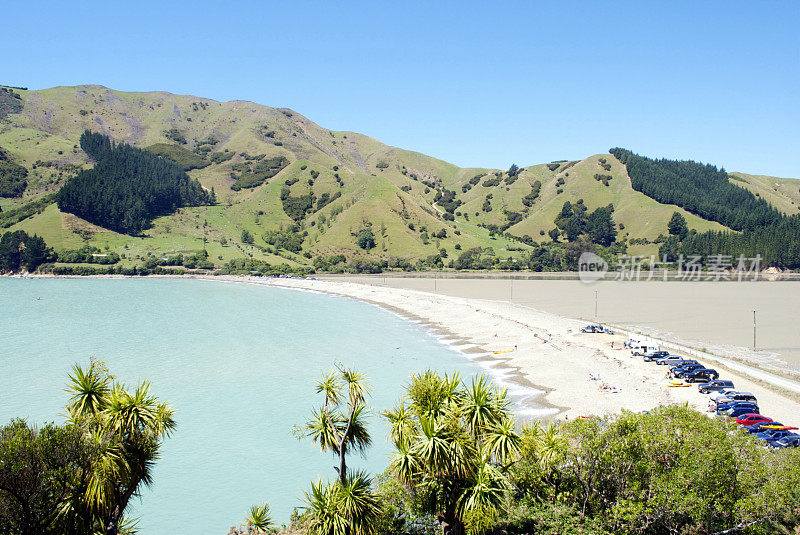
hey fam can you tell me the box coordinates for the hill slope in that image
[0,84,794,269]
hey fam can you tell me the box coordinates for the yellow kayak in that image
[492,349,516,354]
[667,383,691,388]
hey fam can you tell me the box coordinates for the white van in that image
[632,344,659,356]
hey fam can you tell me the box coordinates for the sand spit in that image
[213,276,800,425]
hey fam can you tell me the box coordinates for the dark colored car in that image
[726,406,761,418]
[671,359,699,369]
[671,363,704,378]
[698,380,735,394]
[772,435,800,448]
[745,421,782,433]
[717,400,759,412]
[644,350,670,362]
[736,414,772,426]
[685,368,720,382]
[756,429,796,442]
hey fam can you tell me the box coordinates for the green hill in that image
[0,84,796,270]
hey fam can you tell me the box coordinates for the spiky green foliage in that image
[245,503,274,533]
[66,360,176,535]
[384,372,520,535]
[298,366,381,535]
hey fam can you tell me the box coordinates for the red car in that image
[736,413,772,426]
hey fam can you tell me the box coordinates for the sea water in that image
[0,278,485,534]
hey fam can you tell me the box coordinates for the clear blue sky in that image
[2,1,798,177]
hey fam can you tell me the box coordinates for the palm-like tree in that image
[300,366,381,535]
[302,365,372,485]
[245,503,274,533]
[66,361,176,535]
[384,372,520,535]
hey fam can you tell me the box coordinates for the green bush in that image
[145,143,210,170]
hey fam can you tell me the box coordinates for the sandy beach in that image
[232,275,800,425]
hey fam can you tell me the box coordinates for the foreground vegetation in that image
[2,365,799,535]
[0,361,175,535]
[260,370,800,535]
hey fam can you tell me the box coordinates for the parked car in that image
[736,413,772,426]
[725,406,761,418]
[656,355,685,366]
[632,345,659,356]
[644,350,670,362]
[717,400,758,412]
[713,392,757,405]
[685,368,720,382]
[745,421,782,433]
[699,380,735,394]
[709,389,738,402]
[581,324,604,333]
[772,435,800,448]
[756,429,796,442]
[670,359,699,368]
[671,363,705,378]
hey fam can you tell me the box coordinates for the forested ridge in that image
[610,148,783,231]
[679,216,800,269]
[612,148,800,269]
[57,131,214,234]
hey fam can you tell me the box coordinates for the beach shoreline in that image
[9,273,800,423]
[216,275,800,424]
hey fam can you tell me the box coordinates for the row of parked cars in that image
[644,350,722,383]
[630,339,799,449]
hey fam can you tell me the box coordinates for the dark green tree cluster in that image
[610,148,782,231]
[221,257,310,276]
[553,200,617,246]
[280,186,315,221]
[433,188,462,215]
[263,226,305,252]
[145,143,210,171]
[454,247,495,270]
[57,131,214,235]
[356,226,376,250]
[0,230,55,272]
[0,147,28,198]
[680,215,800,269]
[311,254,347,271]
[521,181,542,207]
[230,156,288,190]
[58,245,120,265]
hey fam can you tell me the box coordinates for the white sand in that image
[227,276,800,425]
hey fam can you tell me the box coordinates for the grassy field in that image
[1,84,795,269]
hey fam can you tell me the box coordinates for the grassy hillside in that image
[729,172,800,216]
[1,84,793,269]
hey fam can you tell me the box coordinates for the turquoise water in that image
[0,278,477,534]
